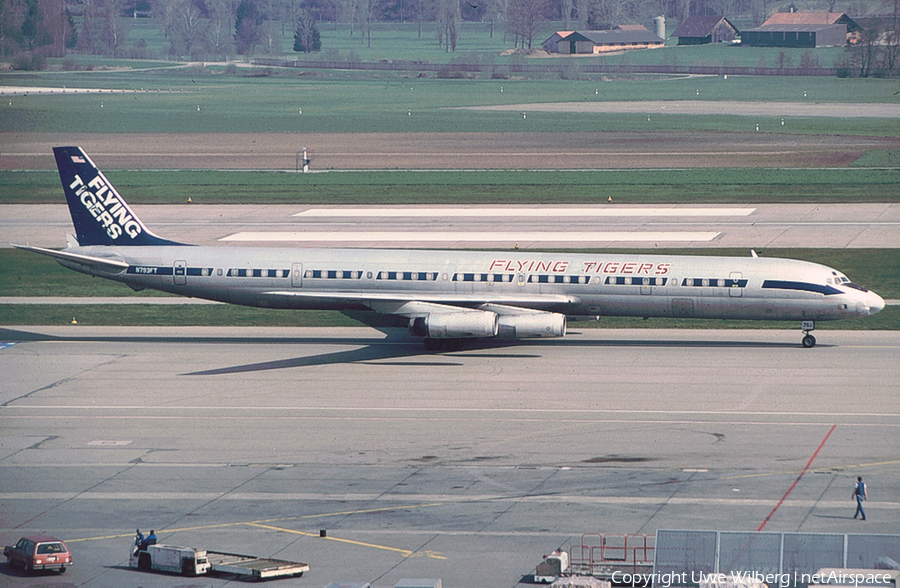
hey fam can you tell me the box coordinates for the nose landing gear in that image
[801,320,816,348]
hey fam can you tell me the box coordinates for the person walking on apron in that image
[853,476,867,520]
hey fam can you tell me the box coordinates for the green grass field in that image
[2,72,899,136]
[2,168,899,204]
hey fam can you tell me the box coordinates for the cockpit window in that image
[833,274,868,292]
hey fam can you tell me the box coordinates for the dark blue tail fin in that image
[54,146,183,246]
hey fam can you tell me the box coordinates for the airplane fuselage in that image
[61,245,883,323]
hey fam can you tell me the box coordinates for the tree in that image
[77,0,103,52]
[335,0,356,37]
[167,0,207,57]
[206,0,235,58]
[259,19,281,53]
[0,0,28,57]
[849,21,882,77]
[235,0,262,54]
[583,0,617,30]
[507,0,546,48]
[356,0,377,47]
[411,0,430,37]
[883,0,900,75]
[293,8,320,51]
[99,0,130,55]
[38,0,75,56]
[561,0,574,29]
[435,0,460,51]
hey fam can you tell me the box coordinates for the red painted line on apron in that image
[757,423,837,532]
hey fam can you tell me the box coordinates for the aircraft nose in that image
[866,291,885,315]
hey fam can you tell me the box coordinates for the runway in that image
[1,327,898,587]
[3,203,899,249]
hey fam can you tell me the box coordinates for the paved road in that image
[1,327,898,587]
[3,203,899,249]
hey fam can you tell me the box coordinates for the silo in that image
[654,15,665,40]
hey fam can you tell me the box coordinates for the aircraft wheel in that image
[138,553,152,571]
[802,334,816,348]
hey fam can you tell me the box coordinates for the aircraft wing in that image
[263,290,578,316]
[12,244,129,272]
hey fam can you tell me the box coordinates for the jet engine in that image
[498,312,566,338]
[409,311,499,339]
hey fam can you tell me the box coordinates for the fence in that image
[569,533,655,578]
[653,530,900,582]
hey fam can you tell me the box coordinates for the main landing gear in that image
[801,320,816,348]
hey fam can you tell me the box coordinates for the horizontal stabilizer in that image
[12,244,129,272]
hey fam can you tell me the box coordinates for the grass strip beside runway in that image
[2,168,898,204]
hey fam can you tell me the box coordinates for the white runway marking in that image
[294,207,756,218]
[220,231,721,242]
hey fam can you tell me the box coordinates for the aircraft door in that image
[729,272,743,297]
[291,263,303,288]
[641,277,652,295]
[174,260,187,285]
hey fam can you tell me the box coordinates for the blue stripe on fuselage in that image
[762,280,842,295]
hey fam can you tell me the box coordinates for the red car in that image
[4,535,73,574]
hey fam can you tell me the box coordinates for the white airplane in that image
[14,146,885,349]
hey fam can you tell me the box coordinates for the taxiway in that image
[1,327,898,587]
[2,203,898,249]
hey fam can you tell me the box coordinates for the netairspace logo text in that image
[612,571,895,588]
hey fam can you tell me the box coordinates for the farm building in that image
[761,11,860,31]
[741,12,860,47]
[614,24,652,33]
[672,15,738,45]
[541,29,665,54]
